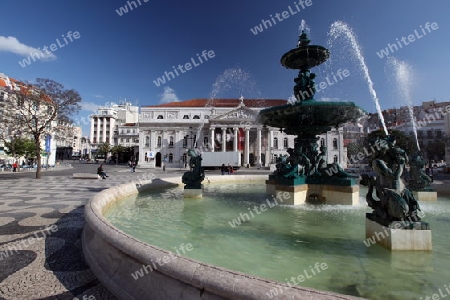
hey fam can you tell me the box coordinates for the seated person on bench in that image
[97,164,108,179]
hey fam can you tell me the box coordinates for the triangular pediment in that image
[212,106,258,121]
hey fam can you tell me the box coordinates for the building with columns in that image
[138,98,347,169]
[90,102,139,146]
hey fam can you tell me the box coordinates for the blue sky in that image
[1,0,449,136]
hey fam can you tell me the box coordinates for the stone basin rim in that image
[82,175,365,300]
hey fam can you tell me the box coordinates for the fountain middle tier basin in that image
[281,45,330,69]
[83,175,361,300]
[259,101,365,135]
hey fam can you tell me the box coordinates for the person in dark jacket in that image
[97,164,108,179]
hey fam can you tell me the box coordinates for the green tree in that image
[98,142,111,162]
[4,78,82,179]
[346,139,366,164]
[110,145,125,164]
[4,137,36,158]
[425,140,445,162]
[366,129,417,155]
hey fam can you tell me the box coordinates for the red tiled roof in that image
[144,98,288,108]
[0,74,53,104]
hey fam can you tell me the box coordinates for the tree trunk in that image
[35,136,42,179]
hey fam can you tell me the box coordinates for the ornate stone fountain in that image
[259,30,365,205]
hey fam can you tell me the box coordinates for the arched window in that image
[333,155,338,163]
[169,153,173,163]
[169,136,174,147]
[157,136,162,147]
[283,138,288,148]
[145,136,150,147]
[333,138,338,149]
[157,115,163,119]
[320,138,325,147]
[193,115,200,119]
[273,137,278,148]
[183,115,189,119]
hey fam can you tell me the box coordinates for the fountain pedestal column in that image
[365,218,432,250]
[265,180,359,205]
[184,188,203,199]
[412,191,437,201]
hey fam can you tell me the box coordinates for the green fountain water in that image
[104,182,450,299]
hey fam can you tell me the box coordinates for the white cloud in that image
[80,101,99,112]
[158,86,180,104]
[0,36,56,60]
[94,94,104,99]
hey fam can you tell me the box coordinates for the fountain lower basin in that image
[82,175,360,300]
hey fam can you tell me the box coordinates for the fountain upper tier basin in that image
[259,101,366,135]
[281,45,330,70]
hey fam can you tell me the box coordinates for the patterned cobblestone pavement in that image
[0,164,189,300]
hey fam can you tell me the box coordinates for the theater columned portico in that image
[137,98,346,169]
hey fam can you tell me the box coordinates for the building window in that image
[283,138,288,148]
[183,136,188,148]
[334,155,338,163]
[157,115,163,119]
[183,115,189,119]
[203,137,209,148]
[169,153,173,163]
[145,136,150,147]
[157,136,162,147]
[436,130,442,139]
[273,137,278,149]
[193,115,200,119]
[333,138,338,150]
[320,138,325,147]
[16,97,24,107]
[427,130,433,139]
[169,136,174,148]
[126,138,130,143]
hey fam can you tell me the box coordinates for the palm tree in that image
[110,145,125,164]
[98,142,111,162]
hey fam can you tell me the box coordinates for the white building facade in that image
[90,102,139,147]
[138,98,346,169]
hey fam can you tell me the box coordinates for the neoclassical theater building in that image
[138,98,346,168]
